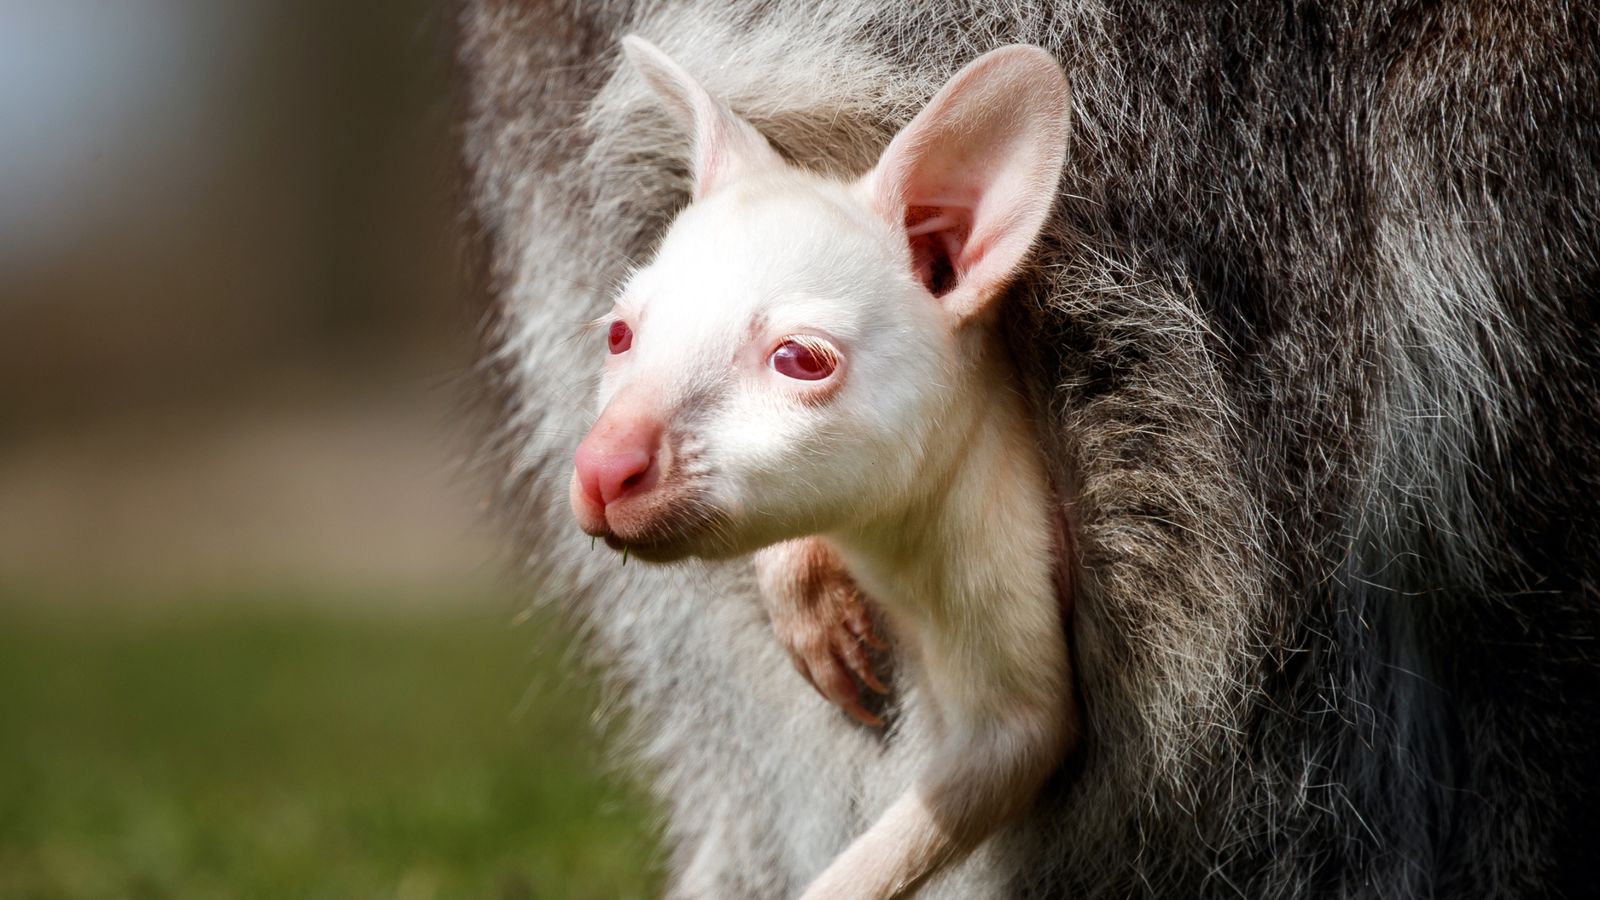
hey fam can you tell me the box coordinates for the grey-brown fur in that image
[454,1,1600,896]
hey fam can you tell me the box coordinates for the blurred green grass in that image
[0,586,662,900]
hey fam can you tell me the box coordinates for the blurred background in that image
[0,3,659,897]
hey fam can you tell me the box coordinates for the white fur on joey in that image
[569,36,1076,900]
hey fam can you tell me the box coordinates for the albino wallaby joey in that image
[570,37,1078,899]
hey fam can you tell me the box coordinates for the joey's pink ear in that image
[863,46,1070,320]
[621,36,785,199]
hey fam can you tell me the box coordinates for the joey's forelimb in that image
[757,538,889,727]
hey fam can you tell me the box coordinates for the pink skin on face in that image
[571,406,661,535]
[572,316,661,536]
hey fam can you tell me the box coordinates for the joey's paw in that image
[776,597,888,727]
[758,539,890,726]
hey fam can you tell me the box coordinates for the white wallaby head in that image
[571,37,1070,560]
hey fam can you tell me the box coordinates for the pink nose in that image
[574,417,662,509]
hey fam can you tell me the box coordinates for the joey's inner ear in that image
[622,36,785,199]
[864,45,1070,320]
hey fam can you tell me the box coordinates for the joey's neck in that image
[831,335,1052,605]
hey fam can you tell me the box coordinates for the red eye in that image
[607,320,633,354]
[770,339,838,381]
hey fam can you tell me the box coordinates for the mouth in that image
[582,523,717,564]
[573,477,736,563]
[597,532,694,563]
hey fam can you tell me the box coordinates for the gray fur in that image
[454,1,1600,896]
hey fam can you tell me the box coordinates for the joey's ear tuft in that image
[621,36,785,199]
[862,45,1070,320]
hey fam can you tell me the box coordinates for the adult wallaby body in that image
[456,1,1600,896]
[569,40,1074,899]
